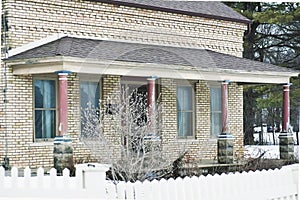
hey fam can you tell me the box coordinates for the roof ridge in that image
[66,34,208,51]
[7,34,209,59]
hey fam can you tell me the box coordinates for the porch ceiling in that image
[5,36,299,84]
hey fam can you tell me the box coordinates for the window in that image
[80,81,100,136]
[177,85,194,137]
[120,77,151,128]
[34,79,57,139]
[80,81,100,109]
[210,86,222,137]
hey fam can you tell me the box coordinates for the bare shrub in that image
[80,89,176,182]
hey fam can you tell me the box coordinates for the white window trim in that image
[79,74,102,82]
[79,77,102,136]
[33,76,58,142]
[176,80,196,139]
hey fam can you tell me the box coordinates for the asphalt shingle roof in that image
[94,0,251,23]
[7,36,296,74]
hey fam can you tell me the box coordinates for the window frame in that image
[80,80,101,109]
[33,76,58,141]
[176,81,196,139]
[209,82,222,138]
[120,78,149,126]
[79,75,102,108]
[79,75,102,136]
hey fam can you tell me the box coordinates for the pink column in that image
[147,77,156,134]
[221,81,229,133]
[282,84,290,133]
[57,71,70,136]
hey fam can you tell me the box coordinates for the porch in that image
[3,35,298,168]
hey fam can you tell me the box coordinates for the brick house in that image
[0,0,298,169]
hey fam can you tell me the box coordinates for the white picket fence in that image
[0,163,298,200]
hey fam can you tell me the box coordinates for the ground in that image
[244,145,299,160]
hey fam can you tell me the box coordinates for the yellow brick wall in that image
[3,0,246,57]
[0,67,55,168]
[160,79,243,164]
[0,0,246,168]
[101,75,122,163]
[228,83,244,160]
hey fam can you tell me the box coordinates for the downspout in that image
[1,6,10,169]
[297,105,300,145]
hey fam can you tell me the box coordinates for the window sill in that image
[176,137,197,141]
[207,137,218,143]
[29,141,54,147]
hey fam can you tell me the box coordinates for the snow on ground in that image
[244,145,299,160]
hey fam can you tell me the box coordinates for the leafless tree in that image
[80,89,177,182]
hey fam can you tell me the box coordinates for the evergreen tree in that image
[225,2,300,144]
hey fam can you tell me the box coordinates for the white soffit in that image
[9,57,294,84]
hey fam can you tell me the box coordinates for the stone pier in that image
[218,133,234,164]
[53,136,74,173]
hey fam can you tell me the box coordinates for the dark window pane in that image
[178,112,193,137]
[210,87,221,137]
[177,86,192,111]
[35,110,43,138]
[177,111,183,136]
[43,110,56,138]
[177,85,193,137]
[43,80,56,108]
[80,81,101,135]
[34,79,56,109]
[210,87,221,111]
[80,81,100,109]
[211,113,221,137]
[183,112,193,136]
[34,79,56,139]
[48,80,56,108]
[34,80,43,108]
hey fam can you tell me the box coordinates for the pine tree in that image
[225,2,300,144]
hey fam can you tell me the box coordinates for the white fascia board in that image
[9,57,296,84]
[7,34,67,57]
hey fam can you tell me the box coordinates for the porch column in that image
[279,83,294,160]
[147,77,156,134]
[218,80,233,164]
[57,71,71,136]
[221,81,229,133]
[54,70,73,173]
[282,84,290,133]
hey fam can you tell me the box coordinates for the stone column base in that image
[279,133,294,160]
[54,136,74,173]
[218,133,234,164]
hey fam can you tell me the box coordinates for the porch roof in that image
[5,36,299,84]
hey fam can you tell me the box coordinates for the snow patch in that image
[244,145,299,160]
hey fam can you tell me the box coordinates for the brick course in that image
[3,0,246,57]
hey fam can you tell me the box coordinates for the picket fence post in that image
[11,166,18,188]
[24,166,31,189]
[75,163,111,197]
[0,166,4,189]
[50,168,57,189]
[159,178,169,200]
